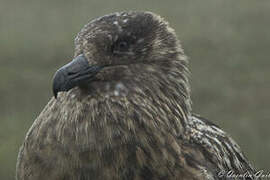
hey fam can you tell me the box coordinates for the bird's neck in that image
[53,59,191,149]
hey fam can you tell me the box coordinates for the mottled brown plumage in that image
[16,11,256,180]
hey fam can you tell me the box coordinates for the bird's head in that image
[53,11,190,107]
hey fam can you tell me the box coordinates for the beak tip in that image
[52,72,61,99]
[53,85,58,99]
[53,92,58,99]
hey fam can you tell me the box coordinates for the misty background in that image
[0,0,269,179]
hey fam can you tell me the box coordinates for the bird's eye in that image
[118,41,128,50]
[112,40,130,54]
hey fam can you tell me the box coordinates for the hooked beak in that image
[52,54,103,98]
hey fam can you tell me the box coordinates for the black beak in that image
[52,54,103,98]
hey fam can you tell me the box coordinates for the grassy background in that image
[0,0,269,179]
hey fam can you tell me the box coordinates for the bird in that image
[16,11,256,180]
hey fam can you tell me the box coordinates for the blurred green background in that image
[0,0,269,179]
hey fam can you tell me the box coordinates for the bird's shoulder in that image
[182,114,256,179]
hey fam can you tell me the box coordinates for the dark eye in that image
[112,40,130,54]
[118,41,128,50]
